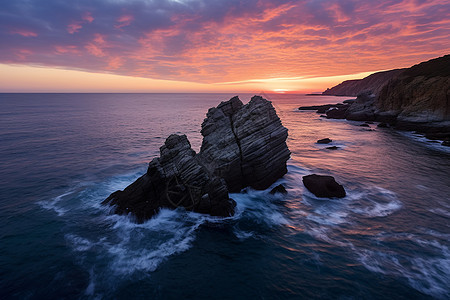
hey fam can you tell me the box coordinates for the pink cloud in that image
[82,12,94,23]
[10,29,38,37]
[16,49,32,60]
[67,12,94,34]
[85,44,105,57]
[85,34,107,57]
[55,45,79,54]
[107,57,124,69]
[67,23,82,34]
[115,15,134,29]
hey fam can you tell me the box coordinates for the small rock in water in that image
[359,123,370,127]
[317,138,332,144]
[326,146,339,150]
[302,174,346,198]
[270,184,287,195]
[377,122,389,128]
[442,140,450,146]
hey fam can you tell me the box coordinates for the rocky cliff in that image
[322,69,404,96]
[376,55,450,122]
[103,95,290,222]
[200,96,290,192]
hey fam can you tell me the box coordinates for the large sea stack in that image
[103,95,290,222]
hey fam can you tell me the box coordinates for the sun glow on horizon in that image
[0,64,380,93]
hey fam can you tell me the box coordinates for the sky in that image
[0,0,449,93]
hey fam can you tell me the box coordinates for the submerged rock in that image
[302,174,346,198]
[270,184,287,195]
[103,95,290,222]
[326,146,339,150]
[317,138,332,144]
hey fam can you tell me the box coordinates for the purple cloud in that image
[0,0,448,82]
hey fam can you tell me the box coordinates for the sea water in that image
[0,93,449,299]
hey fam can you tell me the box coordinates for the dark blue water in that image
[1,93,449,299]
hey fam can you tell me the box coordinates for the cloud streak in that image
[0,0,448,84]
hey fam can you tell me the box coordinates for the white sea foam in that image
[347,187,402,218]
[429,208,450,217]
[65,234,96,252]
[305,226,348,247]
[401,131,450,153]
[231,190,290,227]
[353,245,450,299]
[233,229,254,241]
[38,190,73,216]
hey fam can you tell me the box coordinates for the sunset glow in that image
[0,0,448,92]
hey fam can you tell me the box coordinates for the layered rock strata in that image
[103,96,291,222]
[301,55,450,145]
[322,69,404,96]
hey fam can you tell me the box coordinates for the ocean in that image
[0,93,449,299]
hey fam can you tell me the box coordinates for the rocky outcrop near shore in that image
[103,95,291,222]
[376,55,450,123]
[302,55,450,145]
[322,69,404,96]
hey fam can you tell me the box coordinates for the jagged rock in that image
[377,55,450,123]
[442,140,450,146]
[200,95,290,192]
[377,122,389,128]
[103,95,290,221]
[345,91,377,121]
[317,138,332,144]
[322,69,405,96]
[299,103,348,114]
[343,99,355,104]
[302,174,346,198]
[326,106,348,119]
[270,184,287,195]
[102,134,235,222]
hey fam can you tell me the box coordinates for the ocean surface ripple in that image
[0,93,449,299]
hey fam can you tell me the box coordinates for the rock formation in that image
[322,69,404,96]
[103,95,291,222]
[102,134,234,222]
[302,174,346,198]
[317,138,332,144]
[303,55,450,142]
[376,55,450,123]
[199,96,290,192]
